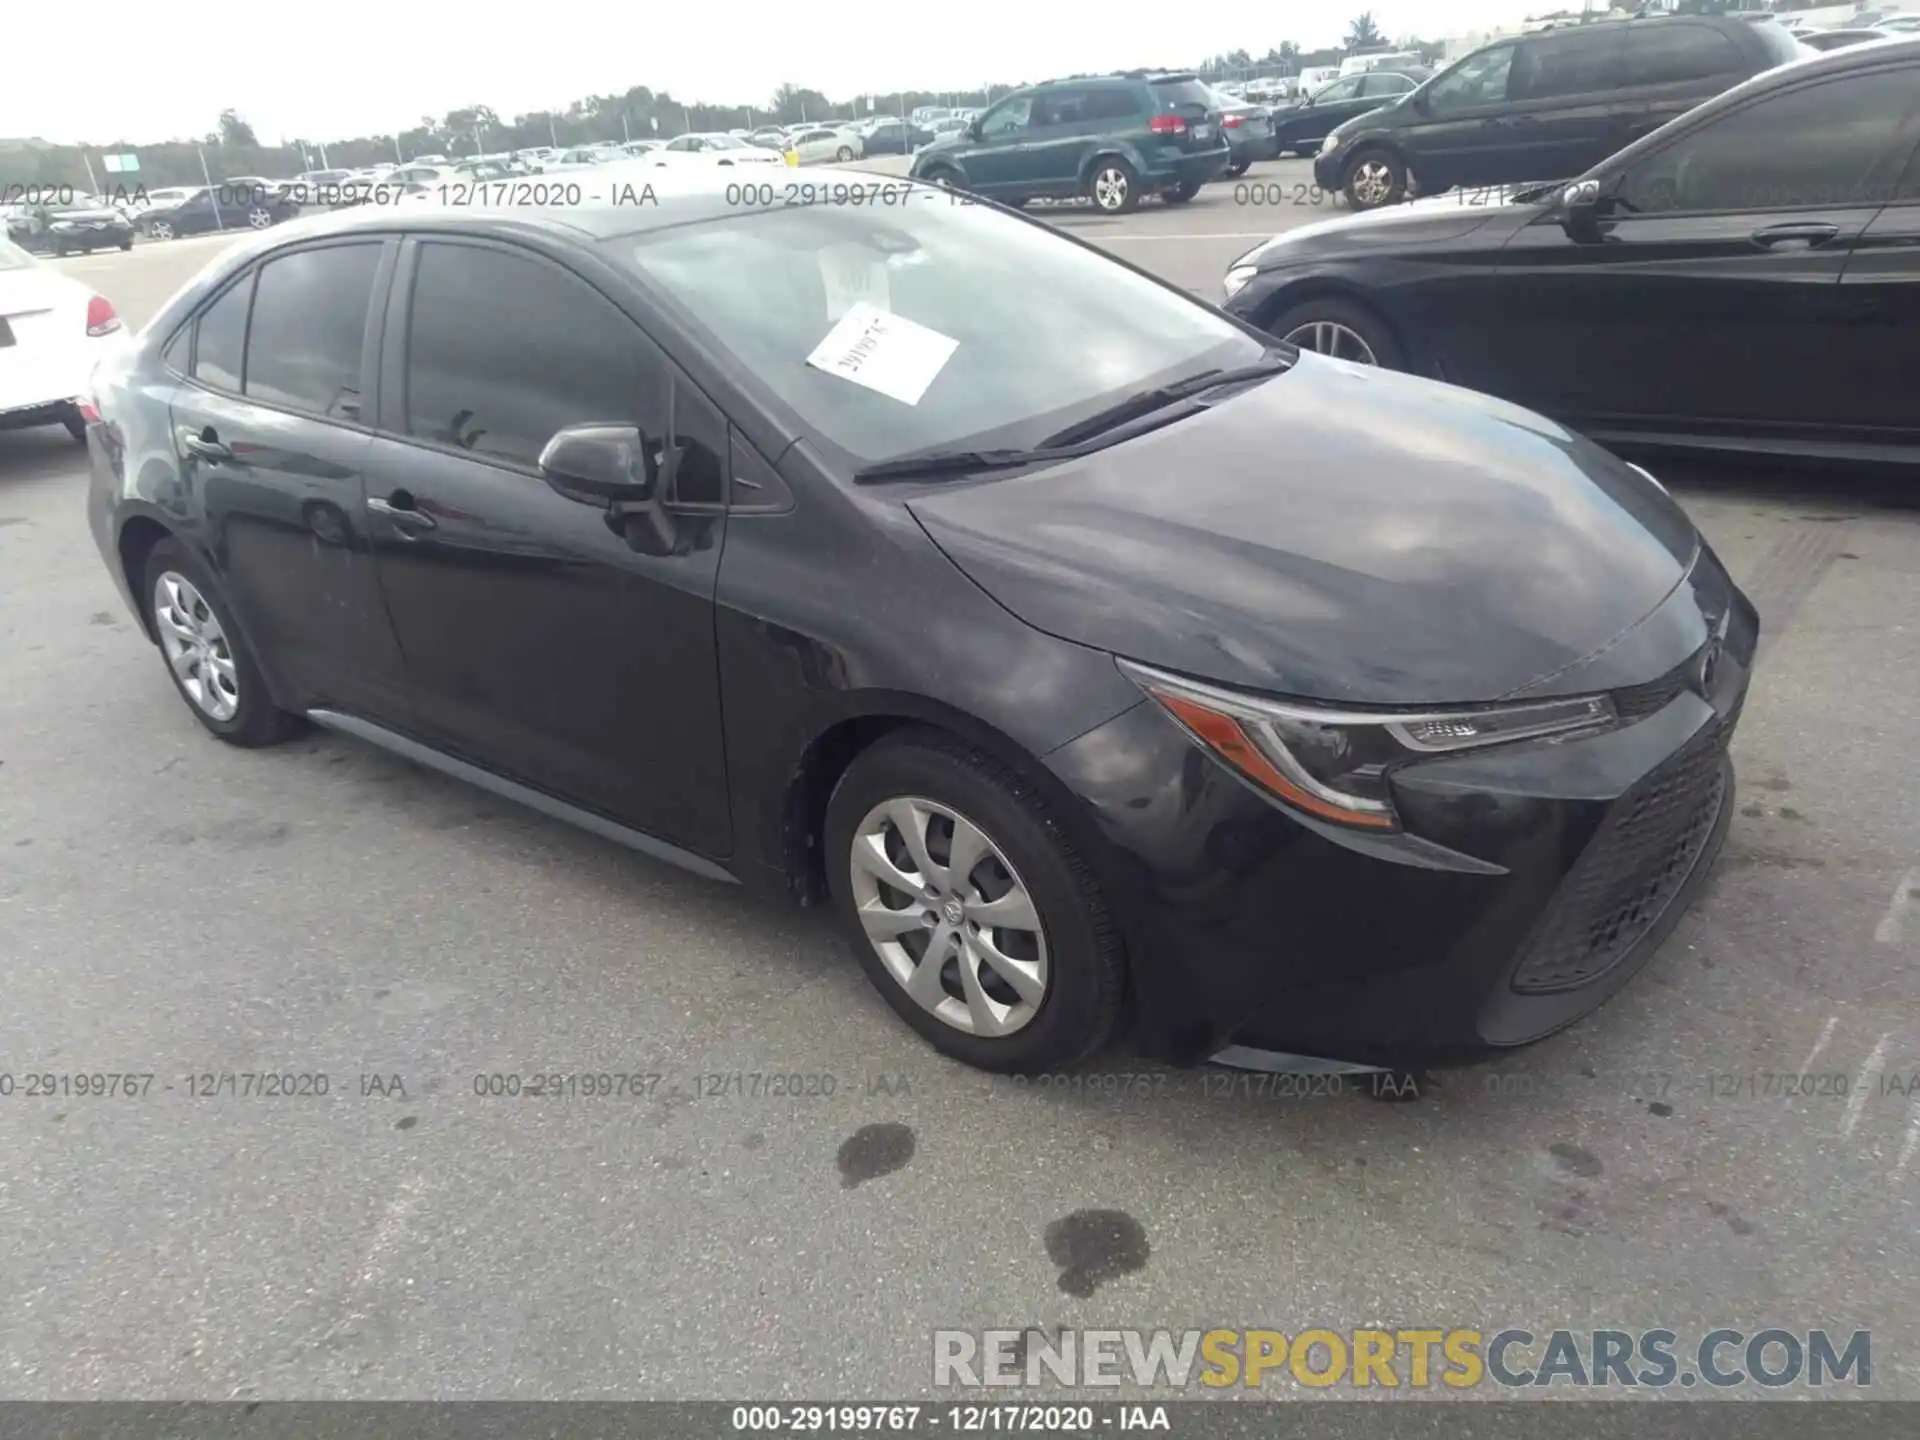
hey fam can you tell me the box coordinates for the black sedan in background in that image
[1227,37,1920,467]
[6,198,136,254]
[136,185,301,240]
[1269,70,1424,157]
[86,179,1750,1076]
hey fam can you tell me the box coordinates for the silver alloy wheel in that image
[152,572,240,722]
[1349,159,1395,206]
[148,220,173,240]
[247,207,274,229]
[848,796,1049,1037]
[1092,166,1130,212]
[836,146,853,161]
[1281,319,1379,366]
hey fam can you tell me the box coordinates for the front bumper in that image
[1312,147,1346,190]
[1044,548,1757,1069]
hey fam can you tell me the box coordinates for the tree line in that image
[4,15,1435,192]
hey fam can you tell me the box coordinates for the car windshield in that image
[611,191,1267,467]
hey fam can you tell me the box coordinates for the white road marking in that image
[1896,1098,1920,1179]
[1800,1015,1839,1074]
[1840,1032,1891,1138]
[1874,867,1919,945]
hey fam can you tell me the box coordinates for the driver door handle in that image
[1751,221,1842,250]
[367,494,437,532]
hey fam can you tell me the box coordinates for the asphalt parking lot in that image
[3,156,1918,1400]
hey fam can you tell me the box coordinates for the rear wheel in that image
[836,145,854,162]
[246,206,274,229]
[1226,159,1251,178]
[143,539,301,748]
[146,220,174,241]
[1165,179,1203,203]
[824,730,1125,1073]
[1269,295,1405,370]
[1088,158,1140,214]
[118,237,133,251]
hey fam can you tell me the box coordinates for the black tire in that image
[63,413,87,444]
[836,146,854,162]
[1341,146,1407,210]
[921,165,965,194]
[1226,159,1251,178]
[1165,179,1203,204]
[1267,295,1407,371]
[823,728,1125,1073]
[142,538,302,748]
[118,238,133,251]
[1086,156,1140,214]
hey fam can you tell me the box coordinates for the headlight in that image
[1119,659,1616,831]
[1320,134,1341,155]
[1223,265,1258,300]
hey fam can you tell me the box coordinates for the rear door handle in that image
[1750,221,1842,250]
[367,493,437,533]
[175,427,232,463]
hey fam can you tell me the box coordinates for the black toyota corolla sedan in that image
[1223,38,1920,468]
[84,178,1755,1075]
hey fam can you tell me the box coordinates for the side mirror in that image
[538,424,657,510]
[1560,178,1603,219]
[967,120,983,140]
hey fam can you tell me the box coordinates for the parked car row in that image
[1224,34,1920,468]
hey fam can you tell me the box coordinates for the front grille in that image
[1510,725,1729,994]
[1611,650,1700,721]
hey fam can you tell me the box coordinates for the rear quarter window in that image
[1151,79,1215,109]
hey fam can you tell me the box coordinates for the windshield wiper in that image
[852,446,1080,484]
[1036,356,1292,449]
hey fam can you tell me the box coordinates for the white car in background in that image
[549,144,628,171]
[0,236,127,446]
[785,126,864,164]
[646,133,786,168]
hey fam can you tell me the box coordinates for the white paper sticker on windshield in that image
[819,246,891,321]
[805,302,957,406]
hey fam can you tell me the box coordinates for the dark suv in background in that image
[1315,16,1809,207]
[912,72,1229,213]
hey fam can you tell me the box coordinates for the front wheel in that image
[144,539,301,748]
[146,220,174,241]
[1342,147,1407,210]
[824,730,1125,1073]
[246,207,275,229]
[836,146,853,162]
[1269,295,1405,370]
[1087,158,1140,214]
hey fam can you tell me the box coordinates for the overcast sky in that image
[8,0,1551,144]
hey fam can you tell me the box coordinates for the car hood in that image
[1235,187,1540,269]
[907,356,1699,706]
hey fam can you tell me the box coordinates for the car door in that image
[962,95,1036,194]
[1830,76,1920,447]
[1295,74,1370,147]
[1488,65,1920,437]
[1616,23,1753,154]
[1024,88,1094,196]
[165,239,413,723]
[362,236,732,858]
[1399,42,1520,189]
[1501,27,1632,182]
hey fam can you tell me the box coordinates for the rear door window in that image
[1032,89,1090,127]
[191,274,252,393]
[243,243,382,420]
[1620,23,1748,87]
